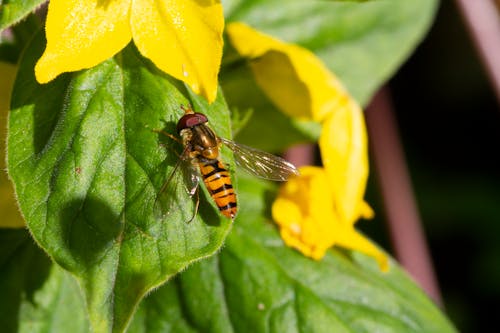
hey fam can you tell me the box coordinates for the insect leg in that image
[180,104,194,114]
[154,146,192,220]
[187,187,200,224]
[152,128,183,144]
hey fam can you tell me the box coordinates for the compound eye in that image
[193,112,208,124]
[177,112,209,133]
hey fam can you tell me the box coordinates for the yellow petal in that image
[272,197,302,230]
[0,62,25,228]
[131,0,224,103]
[35,0,132,83]
[319,102,369,225]
[226,22,347,122]
[336,226,390,272]
[272,166,339,260]
[360,200,375,219]
[272,166,387,271]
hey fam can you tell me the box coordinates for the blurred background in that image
[360,1,500,331]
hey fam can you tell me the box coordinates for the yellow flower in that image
[273,167,388,272]
[227,22,388,271]
[319,98,371,226]
[226,22,347,122]
[272,166,337,260]
[35,0,224,103]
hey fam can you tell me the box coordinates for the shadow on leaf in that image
[0,229,52,333]
[58,196,122,271]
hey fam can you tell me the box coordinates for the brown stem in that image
[365,87,443,306]
[283,143,315,167]
[455,0,500,106]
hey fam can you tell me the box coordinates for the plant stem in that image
[283,143,316,167]
[455,0,500,106]
[366,87,443,306]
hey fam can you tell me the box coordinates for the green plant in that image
[0,0,456,332]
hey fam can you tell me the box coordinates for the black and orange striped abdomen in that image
[199,160,237,219]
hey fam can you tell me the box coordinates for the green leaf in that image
[327,0,372,2]
[221,0,438,150]
[0,0,46,31]
[224,0,437,104]
[8,31,233,333]
[0,14,41,63]
[128,174,457,333]
[1,178,456,333]
[220,64,320,151]
[0,229,89,333]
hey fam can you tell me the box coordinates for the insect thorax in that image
[180,124,220,161]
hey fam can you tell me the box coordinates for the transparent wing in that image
[154,147,200,222]
[220,138,299,181]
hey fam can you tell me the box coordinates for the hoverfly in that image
[154,106,299,222]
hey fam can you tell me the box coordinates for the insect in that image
[155,106,299,222]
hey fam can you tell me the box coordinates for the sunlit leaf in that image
[0,179,456,333]
[8,32,233,333]
[221,0,438,150]
[127,174,457,333]
[0,0,46,31]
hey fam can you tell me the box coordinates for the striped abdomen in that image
[199,160,237,219]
